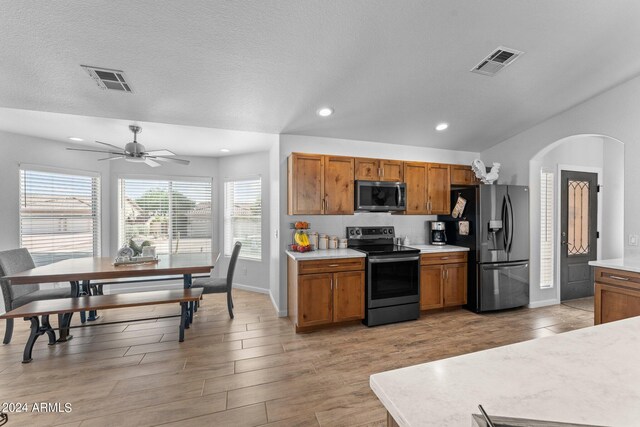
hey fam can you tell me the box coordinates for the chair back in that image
[0,249,39,310]
[226,242,242,290]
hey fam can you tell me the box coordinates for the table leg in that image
[58,281,79,342]
[183,274,193,326]
[23,316,54,363]
[179,302,187,342]
[79,281,88,324]
[87,280,100,321]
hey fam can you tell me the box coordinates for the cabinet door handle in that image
[328,264,339,267]
[441,257,449,260]
[325,196,329,212]
[609,275,630,281]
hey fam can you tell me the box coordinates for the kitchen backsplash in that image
[286,213,438,245]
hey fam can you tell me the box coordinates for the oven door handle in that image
[368,256,420,264]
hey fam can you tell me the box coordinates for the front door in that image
[560,171,598,301]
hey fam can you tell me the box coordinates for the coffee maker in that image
[429,221,447,246]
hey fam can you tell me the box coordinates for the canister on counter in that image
[308,231,319,249]
[318,234,328,250]
[328,236,338,249]
[338,238,348,249]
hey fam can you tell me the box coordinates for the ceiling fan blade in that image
[146,149,175,156]
[98,156,124,161]
[144,158,161,167]
[66,147,122,155]
[94,140,124,151]
[152,156,190,165]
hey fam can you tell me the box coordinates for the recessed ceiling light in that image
[220,148,230,153]
[68,137,84,141]
[317,107,334,117]
[435,123,449,131]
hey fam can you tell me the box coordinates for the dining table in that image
[4,252,220,341]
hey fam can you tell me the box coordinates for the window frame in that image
[540,169,554,289]
[117,174,214,255]
[223,176,262,261]
[18,163,102,266]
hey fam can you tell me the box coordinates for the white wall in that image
[602,140,624,260]
[217,151,271,294]
[269,143,282,314]
[480,72,640,260]
[275,133,480,314]
[0,131,112,312]
[528,136,614,305]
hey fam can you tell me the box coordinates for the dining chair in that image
[191,242,241,319]
[0,249,72,344]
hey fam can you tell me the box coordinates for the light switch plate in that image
[629,234,639,246]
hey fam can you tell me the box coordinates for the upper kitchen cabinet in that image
[288,153,324,215]
[450,165,479,185]
[427,163,451,214]
[324,156,354,215]
[288,153,354,215]
[404,162,429,214]
[354,158,403,182]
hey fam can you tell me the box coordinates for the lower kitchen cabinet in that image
[594,267,640,325]
[298,273,333,327]
[288,257,365,332]
[420,252,468,310]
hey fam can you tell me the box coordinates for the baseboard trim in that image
[269,291,288,317]
[233,283,269,294]
[528,298,559,308]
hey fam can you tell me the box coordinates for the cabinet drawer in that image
[299,257,365,274]
[595,268,640,291]
[421,252,467,265]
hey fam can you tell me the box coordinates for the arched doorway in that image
[528,134,624,306]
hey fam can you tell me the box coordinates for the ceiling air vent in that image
[81,65,133,92]
[471,46,523,77]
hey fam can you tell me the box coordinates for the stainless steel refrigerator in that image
[438,185,530,312]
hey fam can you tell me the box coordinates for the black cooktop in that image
[350,244,420,256]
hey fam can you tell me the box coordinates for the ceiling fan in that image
[66,125,190,167]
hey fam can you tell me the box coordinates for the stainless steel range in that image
[347,226,420,326]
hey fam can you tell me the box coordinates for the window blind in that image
[118,178,212,255]
[19,168,101,266]
[224,178,262,260]
[540,170,554,288]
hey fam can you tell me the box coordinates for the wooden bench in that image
[0,288,203,363]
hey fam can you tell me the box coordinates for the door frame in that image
[555,164,602,302]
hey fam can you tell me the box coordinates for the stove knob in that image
[349,229,355,236]
[356,229,361,235]
[382,229,388,234]
[388,228,394,235]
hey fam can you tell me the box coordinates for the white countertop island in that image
[371,317,640,427]
[589,257,640,274]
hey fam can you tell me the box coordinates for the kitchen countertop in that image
[409,244,469,253]
[370,317,640,427]
[589,257,640,274]
[285,249,366,261]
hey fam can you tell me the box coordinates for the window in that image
[19,167,101,266]
[224,178,262,260]
[118,178,212,254]
[540,170,554,288]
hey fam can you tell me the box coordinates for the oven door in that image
[367,255,420,308]
[355,181,406,212]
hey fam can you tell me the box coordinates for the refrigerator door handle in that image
[506,193,514,253]
[502,196,509,250]
[482,262,529,270]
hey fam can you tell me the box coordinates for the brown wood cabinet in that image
[288,256,365,332]
[420,252,468,310]
[288,152,465,216]
[288,153,354,215]
[403,162,429,214]
[427,163,451,214]
[354,158,403,182]
[288,153,324,215]
[450,165,479,185]
[594,267,640,325]
[324,156,354,215]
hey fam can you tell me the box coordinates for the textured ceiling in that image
[2,1,640,153]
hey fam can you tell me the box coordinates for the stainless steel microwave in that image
[354,180,406,212]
